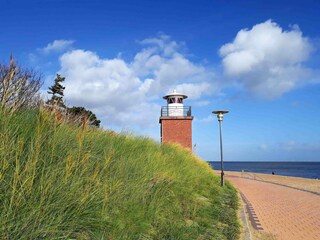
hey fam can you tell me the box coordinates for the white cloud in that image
[176,82,214,99]
[279,141,320,151]
[194,114,215,123]
[220,20,314,99]
[59,35,217,128]
[40,40,74,54]
[139,33,179,56]
[193,100,210,107]
[259,144,268,150]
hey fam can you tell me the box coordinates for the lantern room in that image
[161,90,191,117]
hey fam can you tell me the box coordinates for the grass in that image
[0,108,239,239]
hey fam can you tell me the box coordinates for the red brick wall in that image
[160,116,193,149]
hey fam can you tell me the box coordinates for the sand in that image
[224,171,320,194]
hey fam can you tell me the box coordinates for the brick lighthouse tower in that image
[159,90,193,149]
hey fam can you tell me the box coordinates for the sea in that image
[209,162,320,179]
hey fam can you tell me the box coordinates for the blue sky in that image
[1,0,320,161]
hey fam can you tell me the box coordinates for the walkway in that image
[226,175,320,240]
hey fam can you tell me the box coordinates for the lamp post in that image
[212,110,229,187]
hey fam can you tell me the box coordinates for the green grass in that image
[0,108,239,239]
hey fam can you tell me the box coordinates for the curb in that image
[239,196,252,240]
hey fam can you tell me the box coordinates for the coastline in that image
[224,171,320,194]
[209,161,320,179]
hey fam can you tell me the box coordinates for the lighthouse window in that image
[177,98,183,103]
[168,98,175,103]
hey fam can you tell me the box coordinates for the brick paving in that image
[226,175,320,240]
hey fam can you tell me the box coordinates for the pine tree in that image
[46,74,66,108]
[67,106,101,128]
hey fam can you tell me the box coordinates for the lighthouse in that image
[159,90,193,149]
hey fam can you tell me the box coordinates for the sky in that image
[1,0,320,161]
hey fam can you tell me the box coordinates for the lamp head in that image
[212,110,229,121]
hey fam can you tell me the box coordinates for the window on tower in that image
[168,98,175,103]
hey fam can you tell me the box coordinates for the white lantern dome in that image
[163,90,188,116]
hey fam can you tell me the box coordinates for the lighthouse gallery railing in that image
[160,106,192,117]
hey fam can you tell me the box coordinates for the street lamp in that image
[212,110,229,187]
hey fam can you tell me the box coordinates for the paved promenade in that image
[226,175,320,240]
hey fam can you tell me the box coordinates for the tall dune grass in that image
[0,108,239,239]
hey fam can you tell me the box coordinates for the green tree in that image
[46,74,66,108]
[67,106,101,128]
